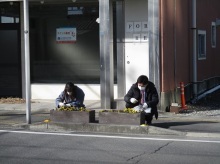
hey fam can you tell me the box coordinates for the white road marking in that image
[0,130,220,143]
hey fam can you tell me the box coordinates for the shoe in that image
[147,121,152,125]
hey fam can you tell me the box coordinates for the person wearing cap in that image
[124,75,159,124]
[56,82,85,108]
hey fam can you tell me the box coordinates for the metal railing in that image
[177,76,220,103]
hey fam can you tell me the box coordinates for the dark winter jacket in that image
[124,81,159,118]
[56,86,85,107]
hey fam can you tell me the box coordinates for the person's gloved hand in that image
[66,103,71,107]
[143,103,148,109]
[133,105,142,112]
[59,102,65,107]
[130,98,138,104]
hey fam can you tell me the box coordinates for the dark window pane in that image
[29,2,100,84]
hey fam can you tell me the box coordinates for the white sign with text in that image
[56,27,76,43]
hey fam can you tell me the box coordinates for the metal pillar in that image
[192,0,197,99]
[148,0,160,95]
[116,0,125,98]
[23,0,31,124]
[99,0,114,109]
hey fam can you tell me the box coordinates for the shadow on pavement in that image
[152,121,218,129]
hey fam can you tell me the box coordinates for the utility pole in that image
[23,0,31,124]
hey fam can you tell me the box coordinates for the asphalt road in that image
[0,130,220,164]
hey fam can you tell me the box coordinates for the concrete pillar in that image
[116,0,125,98]
[99,0,114,109]
[148,0,160,97]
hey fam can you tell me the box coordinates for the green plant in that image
[57,106,90,112]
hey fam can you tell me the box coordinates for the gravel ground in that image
[179,90,220,117]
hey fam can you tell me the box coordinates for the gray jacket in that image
[55,86,85,107]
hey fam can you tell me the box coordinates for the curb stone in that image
[11,122,186,136]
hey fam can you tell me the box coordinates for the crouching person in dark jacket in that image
[56,82,85,108]
[124,75,159,125]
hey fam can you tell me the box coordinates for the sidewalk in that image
[1,99,220,138]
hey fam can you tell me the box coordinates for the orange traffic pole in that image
[180,82,187,110]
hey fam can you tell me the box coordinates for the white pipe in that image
[192,0,197,98]
[23,0,31,124]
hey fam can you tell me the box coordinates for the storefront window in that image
[29,2,100,84]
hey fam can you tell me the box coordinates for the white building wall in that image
[124,0,149,92]
[32,84,118,100]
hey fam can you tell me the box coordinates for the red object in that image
[180,82,187,109]
[141,90,144,104]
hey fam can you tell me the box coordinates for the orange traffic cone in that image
[180,82,187,110]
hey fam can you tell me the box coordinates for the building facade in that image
[160,0,220,110]
[0,0,220,110]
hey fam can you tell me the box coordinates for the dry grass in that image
[0,97,26,104]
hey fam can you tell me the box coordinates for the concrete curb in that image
[11,122,185,136]
[148,126,186,136]
[3,122,220,138]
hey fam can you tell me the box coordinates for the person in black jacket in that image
[124,75,159,124]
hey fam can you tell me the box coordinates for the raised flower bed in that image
[50,107,95,123]
[99,109,145,125]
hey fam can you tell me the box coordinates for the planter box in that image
[99,112,145,125]
[50,109,95,123]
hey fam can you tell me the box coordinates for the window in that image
[198,30,206,60]
[1,16,17,23]
[0,2,20,24]
[29,2,101,84]
[211,22,216,48]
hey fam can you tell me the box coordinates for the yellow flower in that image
[44,119,50,123]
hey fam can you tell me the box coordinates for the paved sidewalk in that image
[1,99,220,138]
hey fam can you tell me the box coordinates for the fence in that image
[177,76,220,103]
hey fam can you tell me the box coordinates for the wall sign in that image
[141,21,148,32]
[141,33,148,42]
[134,22,141,32]
[56,27,77,43]
[133,34,141,42]
[126,21,148,32]
[126,21,148,43]
[126,22,134,32]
